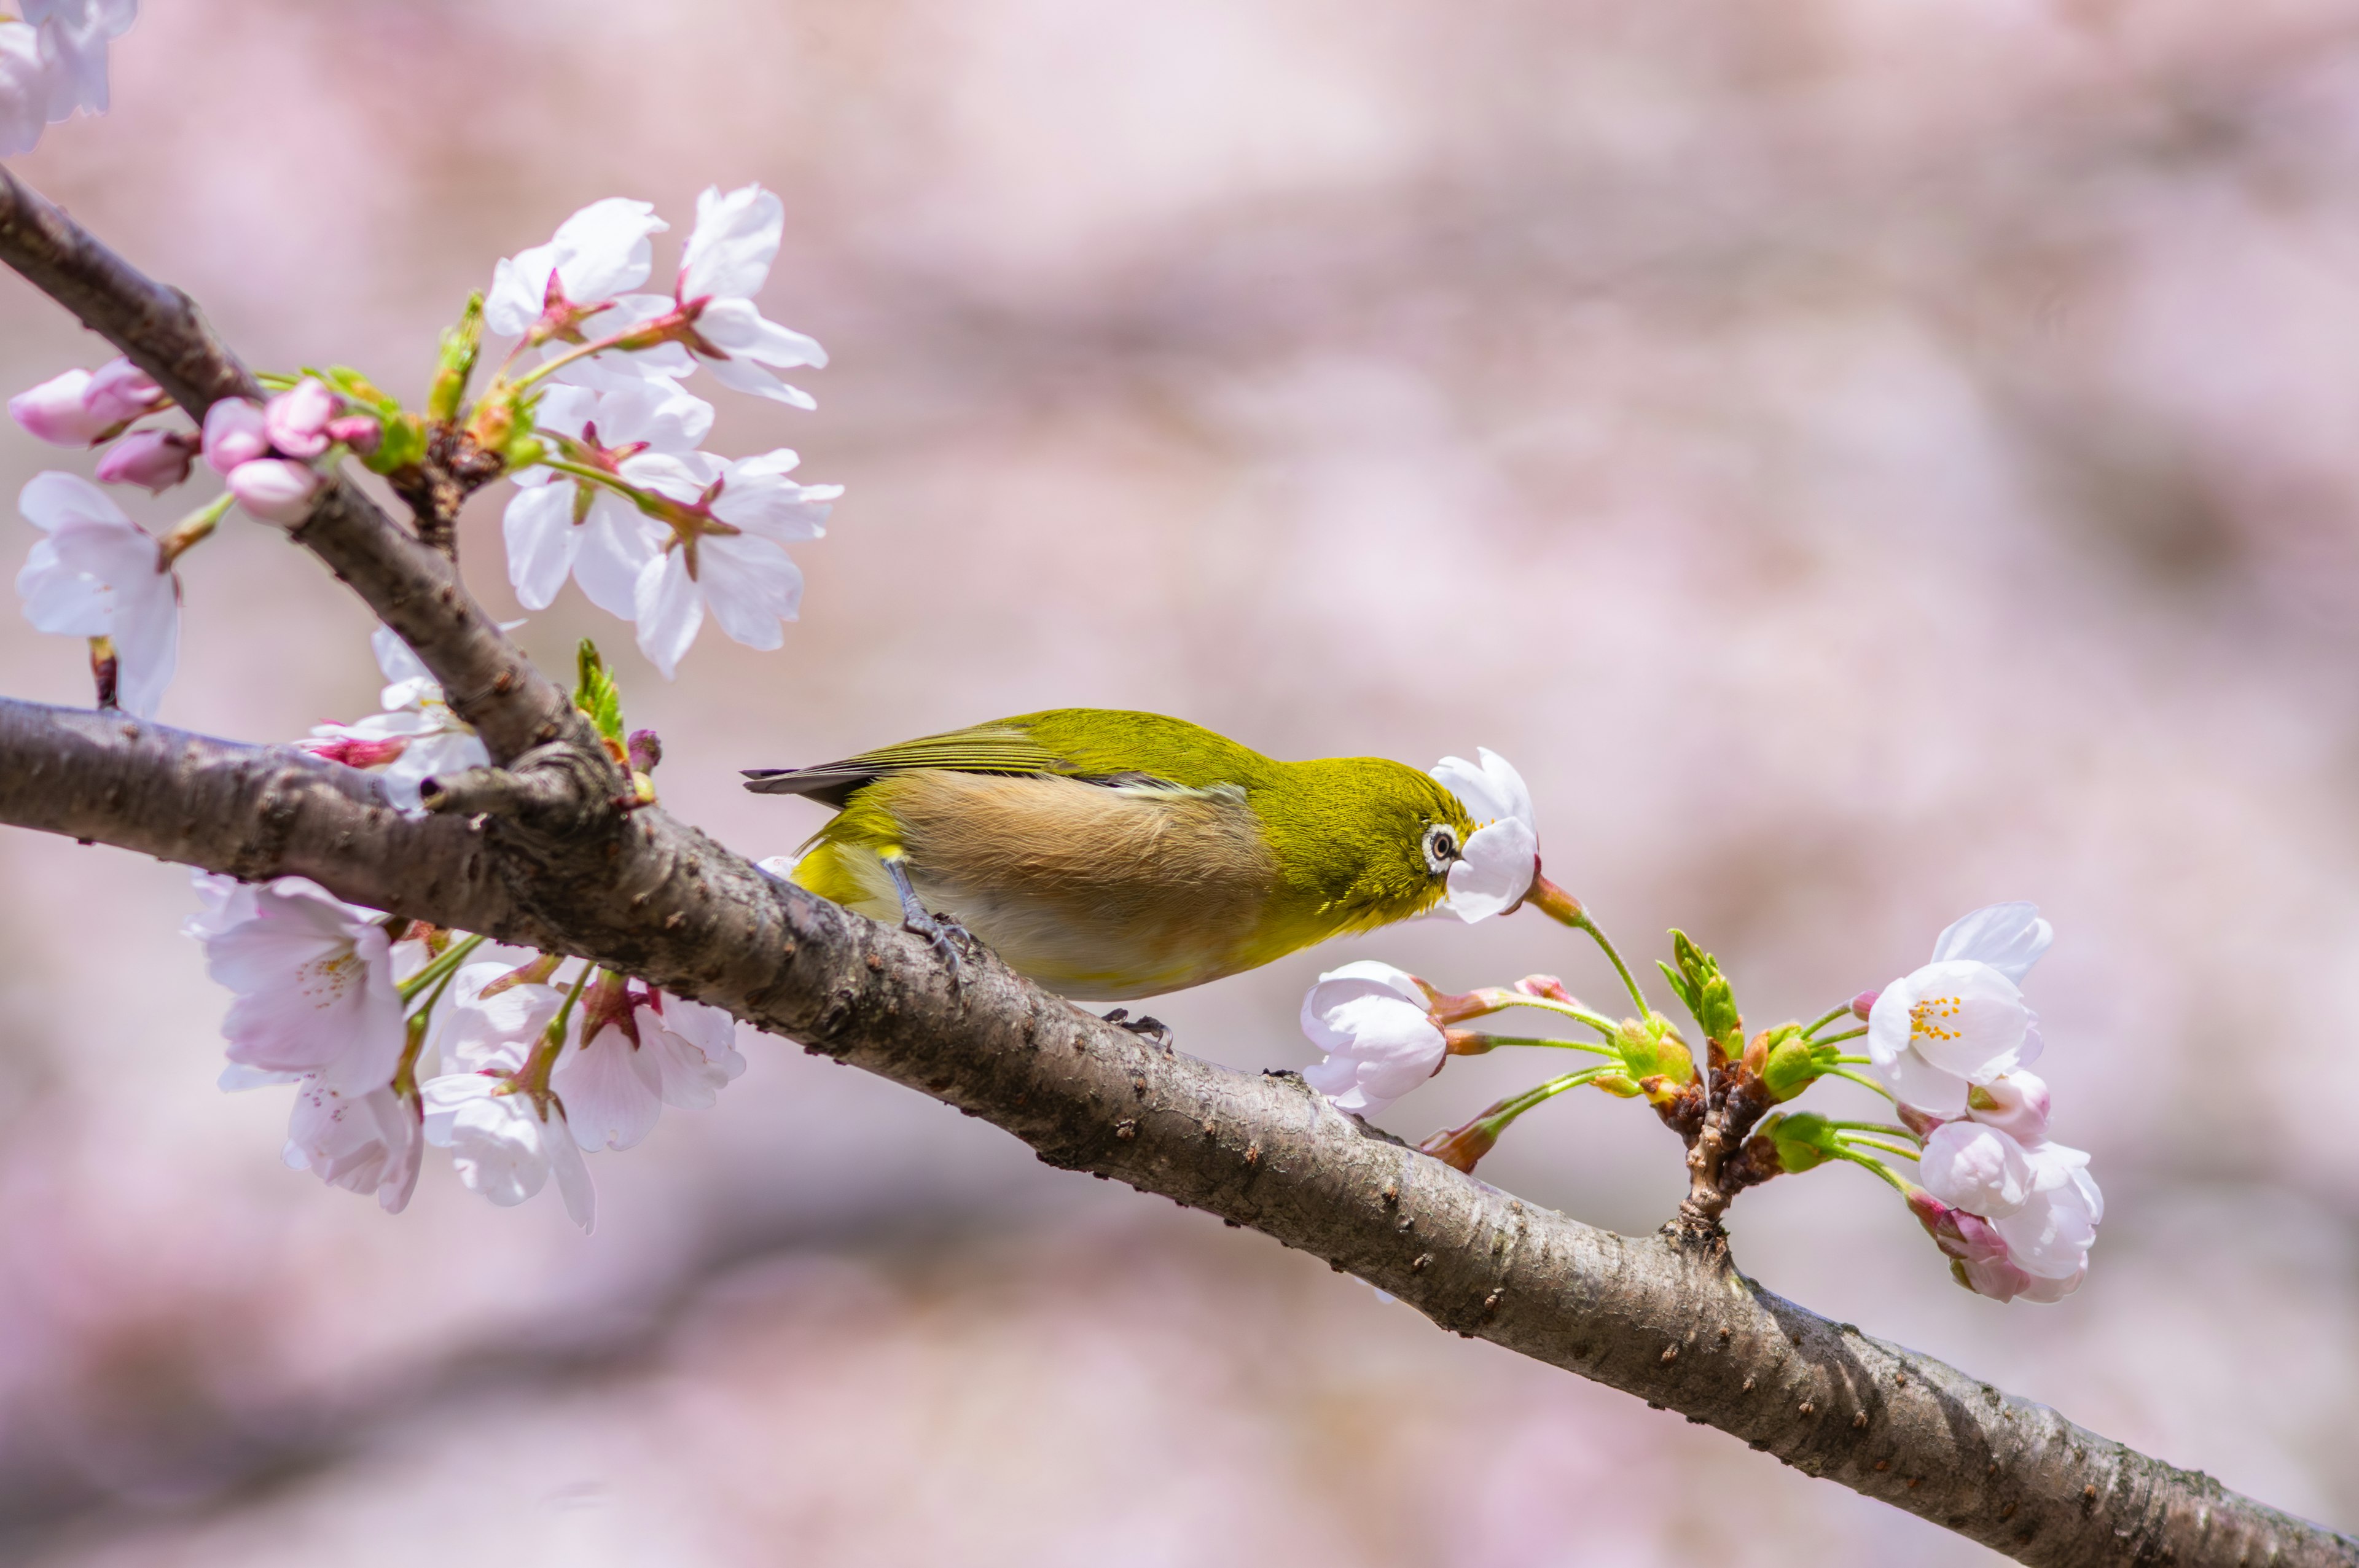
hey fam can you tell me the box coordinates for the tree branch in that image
[0,166,585,768]
[0,697,2345,1567]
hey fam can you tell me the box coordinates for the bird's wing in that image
[742,724,1078,807]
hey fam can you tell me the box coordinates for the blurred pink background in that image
[4,1,2358,1562]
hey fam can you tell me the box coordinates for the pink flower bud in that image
[1850,989,1881,1020]
[1514,975,1576,1004]
[82,357,164,427]
[203,398,272,473]
[324,414,381,454]
[1905,1188,2033,1302]
[9,368,112,445]
[95,429,198,494]
[227,458,323,524]
[265,378,340,459]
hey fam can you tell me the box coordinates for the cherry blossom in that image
[0,25,42,157]
[503,382,706,616]
[14,470,178,715]
[487,198,676,365]
[1300,959,1448,1115]
[225,457,322,523]
[552,978,746,1150]
[284,1080,424,1214]
[192,875,407,1093]
[420,1072,595,1231]
[299,627,490,809]
[9,358,158,445]
[1965,1069,2051,1145]
[1866,902,2050,1118]
[615,183,829,408]
[630,447,836,677]
[0,1,134,157]
[1919,1120,2033,1218]
[1430,747,1539,921]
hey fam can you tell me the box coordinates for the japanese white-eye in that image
[745,708,1539,1001]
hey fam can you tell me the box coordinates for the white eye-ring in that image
[1422,823,1460,875]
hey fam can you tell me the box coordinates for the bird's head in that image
[1262,747,1539,934]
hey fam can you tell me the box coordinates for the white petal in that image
[1865,981,1971,1115]
[638,997,746,1109]
[1919,1121,2034,1218]
[16,537,111,634]
[502,481,581,612]
[593,380,714,452]
[695,297,827,369]
[544,1102,598,1233]
[20,469,133,534]
[701,350,817,410]
[1430,748,1535,833]
[1990,1185,2097,1280]
[574,497,662,620]
[1300,961,1428,1050]
[1930,902,2053,982]
[550,196,665,304]
[1967,1071,2051,1145]
[1894,960,2030,1080]
[632,549,703,679]
[1441,817,1538,922]
[483,249,554,338]
[679,183,782,302]
[696,534,801,650]
[104,565,178,717]
[436,961,561,1073]
[420,1074,547,1207]
[710,459,831,542]
[552,1024,663,1151]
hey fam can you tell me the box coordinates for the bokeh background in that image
[2,1,2357,1562]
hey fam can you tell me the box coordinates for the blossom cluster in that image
[1300,897,2102,1306]
[485,188,839,678]
[189,871,745,1230]
[0,0,133,158]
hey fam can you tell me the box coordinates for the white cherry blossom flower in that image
[0,25,43,157]
[504,381,706,616]
[0,1,135,156]
[420,1071,595,1231]
[631,448,835,677]
[194,875,406,1093]
[659,183,827,408]
[284,1079,423,1214]
[15,470,178,716]
[1429,748,1539,921]
[639,993,746,1109]
[552,980,746,1151]
[1991,1140,2101,1284]
[1866,902,2050,1118]
[487,197,671,345]
[1300,959,1446,1115]
[299,626,490,808]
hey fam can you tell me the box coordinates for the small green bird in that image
[744,708,1541,1001]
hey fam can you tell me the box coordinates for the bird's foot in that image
[903,908,973,981]
[1101,1007,1175,1053]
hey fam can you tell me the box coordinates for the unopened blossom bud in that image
[1920,1120,2034,1217]
[1850,989,1880,1020]
[1761,1110,1831,1173]
[1760,1031,1821,1101]
[228,458,324,524]
[299,733,412,770]
[325,413,382,454]
[202,397,272,472]
[1418,1112,1500,1174]
[10,367,112,445]
[95,428,198,493]
[1906,1188,2035,1302]
[265,378,340,459]
[1514,975,1575,1004]
[83,358,164,427]
[627,728,663,772]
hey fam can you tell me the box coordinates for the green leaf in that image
[1656,958,1699,1018]
[1667,929,1743,1056]
[574,639,625,746]
[427,292,485,424]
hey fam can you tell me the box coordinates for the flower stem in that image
[1839,1134,1922,1162]
[521,961,597,1096]
[1479,1064,1618,1134]
[397,931,488,1003]
[1814,1025,1868,1046]
[160,491,234,567]
[1823,1119,1921,1141]
[506,323,650,392]
[1828,1145,1913,1193]
[1524,873,1651,1018]
[1487,996,1621,1038]
[1801,1003,1855,1037]
[1470,1035,1622,1059]
[1820,1065,1893,1100]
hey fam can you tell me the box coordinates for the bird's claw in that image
[904,908,972,981]
[1101,1007,1175,1053]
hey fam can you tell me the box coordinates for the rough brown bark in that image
[1,173,2351,1567]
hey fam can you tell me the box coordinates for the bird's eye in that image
[1422,823,1460,874]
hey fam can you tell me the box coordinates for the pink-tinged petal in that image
[95,428,196,493]
[530,382,600,441]
[1300,993,1446,1115]
[1441,816,1538,922]
[369,624,434,701]
[708,461,831,542]
[632,549,703,679]
[1892,960,2028,1080]
[285,1080,423,1212]
[201,397,271,473]
[227,458,323,525]
[551,1023,663,1152]
[502,481,579,612]
[81,357,160,426]
[10,367,109,444]
[0,24,45,158]
[436,960,561,1073]
[1919,1121,2034,1218]
[208,892,404,1091]
[597,382,714,450]
[1991,1184,2097,1281]
[264,378,338,459]
[695,533,801,650]
[700,351,817,410]
[1930,902,2052,982]
[679,183,783,302]
[420,1074,548,1207]
[542,1101,597,1232]
[103,564,178,717]
[1967,1071,2051,1145]
[16,537,108,635]
[20,467,135,534]
[637,996,745,1109]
